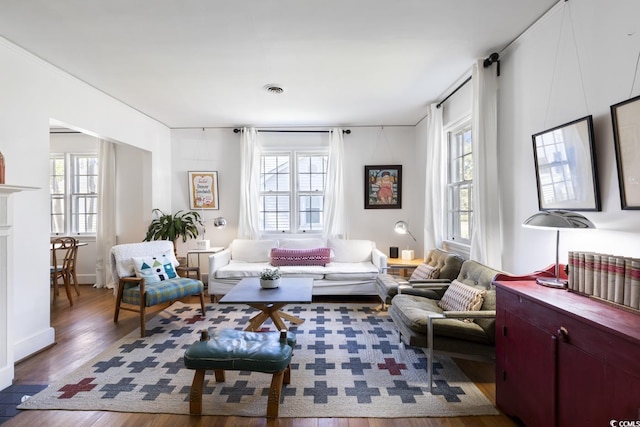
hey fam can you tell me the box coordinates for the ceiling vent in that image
[264,84,284,94]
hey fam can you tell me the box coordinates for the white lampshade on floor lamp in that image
[522,210,595,288]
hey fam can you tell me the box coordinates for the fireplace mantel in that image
[0,184,38,389]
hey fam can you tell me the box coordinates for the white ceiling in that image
[0,0,558,129]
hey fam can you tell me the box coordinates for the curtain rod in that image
[436,76,472,109]
[436,52,500,109]
[233,129,350,134]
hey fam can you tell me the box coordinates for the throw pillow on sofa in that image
[278,238,326,249]
[270,247,331,266]
[437,279,486,322]
[409,264,440,280]
[229,239,277,263]
[328,238,374,263]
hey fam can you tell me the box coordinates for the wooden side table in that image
[386,257,424,277]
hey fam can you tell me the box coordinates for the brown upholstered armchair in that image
[375,248,464,308]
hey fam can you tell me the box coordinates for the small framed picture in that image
[611,95,640,209]
[364,165,402,209]
[188,171,219,210]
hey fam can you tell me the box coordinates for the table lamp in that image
[394,220,416,260]
[522,210,595,288]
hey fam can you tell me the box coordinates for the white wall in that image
[499,0,640,274]
[0,36,171,371]
[170,126,422,262]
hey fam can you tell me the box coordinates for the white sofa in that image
[208,237,387,299]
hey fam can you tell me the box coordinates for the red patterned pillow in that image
[270,247,331,267]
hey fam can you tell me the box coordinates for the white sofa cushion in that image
[324,262,379,280]
[215,261,272,279]
[328,238,374,263]
[278,238,326,249]
[229,239,277,263]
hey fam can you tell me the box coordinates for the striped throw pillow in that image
[437,280,486,322]
[409,264,440,280]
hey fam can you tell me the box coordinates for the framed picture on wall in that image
[531,116,601,211]
[188,171,219,210]
[611,95,640,209]
[364,165,402,209]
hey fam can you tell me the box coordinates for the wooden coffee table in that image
[218,277,313,331]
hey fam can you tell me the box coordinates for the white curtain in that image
[470,59,503,268]
[323,128,345,239]
[95,139,116,289]
[238,127,261,239]
[423,104,445,254]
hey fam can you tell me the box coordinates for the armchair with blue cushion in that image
[111,241,206,337]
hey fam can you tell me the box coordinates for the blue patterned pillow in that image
[132,251,178,284]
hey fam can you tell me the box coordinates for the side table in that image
[186,247,225,280]
[386,257,424,277]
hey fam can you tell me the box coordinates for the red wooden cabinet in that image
[495,280,640,427]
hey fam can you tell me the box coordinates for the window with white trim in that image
[259,152,328,233]
[49,153,99,235]
[447,123,473,244]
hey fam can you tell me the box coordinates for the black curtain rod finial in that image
[483,52,501,77]
[483,52,500,68]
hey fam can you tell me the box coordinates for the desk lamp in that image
[522,210,595,288]
[394,220,417,260]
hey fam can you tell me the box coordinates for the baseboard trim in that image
[13,327,55,362]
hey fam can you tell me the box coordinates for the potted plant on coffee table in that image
[260,268,281,289]
[143,209,203,257]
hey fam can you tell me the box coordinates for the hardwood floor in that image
[5,286,517,426]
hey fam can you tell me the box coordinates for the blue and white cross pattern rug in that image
[18,302,498,418]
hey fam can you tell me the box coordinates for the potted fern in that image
[143,209,203,256]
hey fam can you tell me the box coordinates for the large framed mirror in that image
[531,115,601,211]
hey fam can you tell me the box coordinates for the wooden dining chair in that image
[50,237,79,305]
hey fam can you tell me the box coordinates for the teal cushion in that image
[184,329,296,373]
[132,251,177,284]
[122,277,203,306]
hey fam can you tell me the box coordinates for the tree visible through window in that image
[50,153,98,235]
[447,124,473,243]
[259,152,327,233]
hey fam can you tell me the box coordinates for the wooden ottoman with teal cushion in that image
[184,328,296,418]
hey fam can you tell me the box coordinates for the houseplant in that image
[259,268,281,289]
[143,209,203,255]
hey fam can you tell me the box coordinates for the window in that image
[259,152,328,233]
[447,123,473,243]
[50,153,99,235]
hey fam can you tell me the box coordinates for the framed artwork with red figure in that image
[364,165,402,209]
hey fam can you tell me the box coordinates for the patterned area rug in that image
[18,302,498,418]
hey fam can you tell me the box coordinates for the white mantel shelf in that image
[0,184,39,193]
[0,184,38,390]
